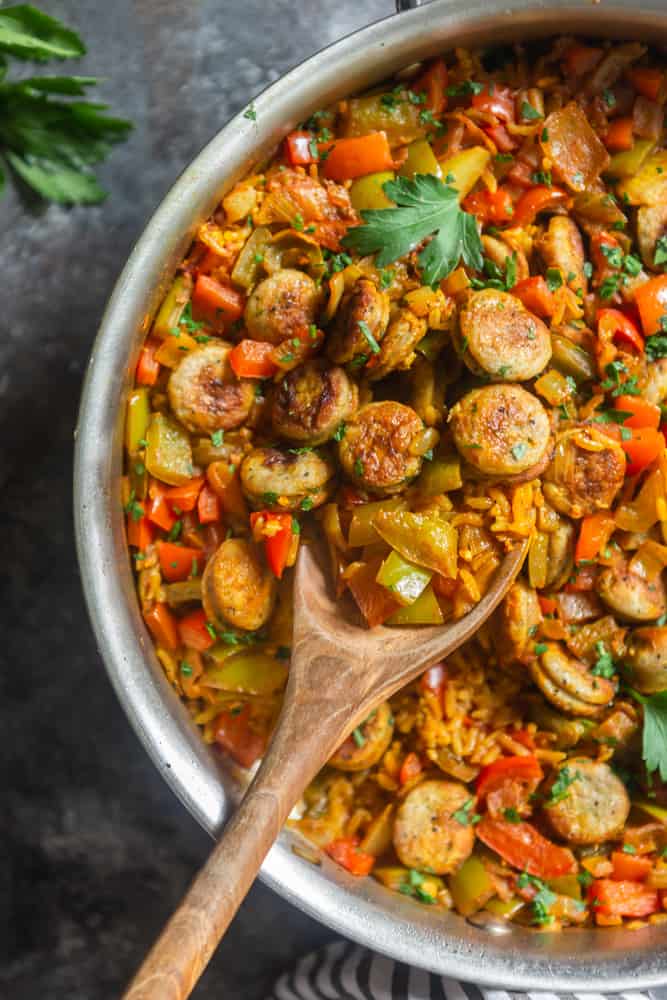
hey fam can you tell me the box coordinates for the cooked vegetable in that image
[374,510,458,579]
[145,412,194,487]
[476,816,577,878]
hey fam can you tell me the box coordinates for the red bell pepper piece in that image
[157,541,203,582]
[325,837,376,876]
[588,878,659,918]
[471,83,515,122]
[249,511,294,579]
[412,58,448,114]
[192,274,245,328]
[320,132,394,182]
[197,483,221,525]
[165,477,205,513]
[628,67,664,102]
[598,308,644,353]
[214,704,266,768]
[147,480,178,532]
[512,185,568,227]
[575,513,616,564]
[476,816,577,878]
[611,851,653,882]
[143,603,180,651]
[463,186,514,225]
[604,116,634,151]
[229,339,278,378]
[562,43,603,77]
[634,274,667,337]
[399,752,423,785]
[127,514,154,551]
[177,608,215,652]
[622,426,664,476]
[285,130,317,166]
[476,755,543,804]
[136,338,161,386]
[513,276,556,318]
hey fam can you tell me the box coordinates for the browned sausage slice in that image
[458,289,551,381]
[543,759,630,845]
[393,780,475,875]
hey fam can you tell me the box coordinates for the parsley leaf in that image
[452,797,481,826]
[544,766,581,806]
[0,6,132,203]
[521,100,542,120]
[630,689,667,782]
[646,335,667,361]
[591,640,615,678]
[655,235,667,268]
[342,173,483,286]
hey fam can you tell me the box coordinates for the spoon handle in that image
[120,694,340,1000]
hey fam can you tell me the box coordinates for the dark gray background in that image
[0,2,392,996]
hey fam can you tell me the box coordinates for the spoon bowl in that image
[123,536,529,1000]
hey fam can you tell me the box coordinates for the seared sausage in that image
[481,234,529,282]
[367,308,427,382]
[542,426,626,518]
[329,702,394,772]
[338,401,425,495]
[624,626,667,694]
[393,780,475,875]
[202,538,276,632]
[168,343,255,434]
[637,204,667,272]
[494,579,542,664]
[270,360,358,445]
[544,758,630,845]
[544,518,576,590]
[644,359,667,405]
[240,446,336,511]
[326,278,390,365]
[598,559,667,623]
[448,384,551,477]
[244,268,319,344]
[458,289,551,382]
[537,216,588,296]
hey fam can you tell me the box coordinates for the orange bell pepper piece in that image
[614,394,661,430]
[611,851,653,883]
[471,83,515,122]
[538,595,558,615]
[325,837,376,876]
[143,603,180,651]
[136,337,161,386]
[165,477,205,513]
[512,185,568,227]
[588,879,659,918]
[476,755,543,804]
[413,58,448,114]
[476,816,577,879]
[214,704,266,769]
[192,274,245,328]
[177,608,215,652]
[229,339,278,378]
[146,480,178,532]
[635,274,667,337]
[575,512,616,564]
[127,514,154,551]
[622,426,664,476]
[197,483,221,525]
[463,186,514,224]
[157,540,202,582]
[628,66,664,102]
[249,511,294,579]
[512,276,556,318]
[320,132,394,182]
[598,308,644,353]
[206,461,248,518]
[399,751,423,785]
[604,117,634,151]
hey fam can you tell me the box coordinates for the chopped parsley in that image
[167,520,182,542]
[503,807,522,823]
[521,100,542,120]
[354,458,364,477]
[300,497,314,512]
[645,334,667,361]
[262,491,279,505]
[398,868,437,904]
[352,727,366,748]
[358,319,381,354]
[655,235,667,268]
[445,80,484,96]
[452,798,481,826]
[211,429,224,448]
[379,267,395,289]
[543,766,581,806]
[243,102,257,121]
[534,643,548,655]
[333,422,347,442]
[622,843,637,855]
[546,267,563,292]
[123,490,144,522]
[591,641,616,679]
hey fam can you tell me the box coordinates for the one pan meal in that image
[124,37,667,930]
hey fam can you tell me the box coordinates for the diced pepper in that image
[343,94,425,144]
[476,816,577,878]
[154,330,198,368]
[230,339,278,379]
[512,185,568,227]
[197,483,221,525]
[399,751,423,785]
[611,851,653,882]
[143,602,180,651]
[622,426,664,476]
[471,83,515,122]
[463,186,514,225]
[376,549,432,605]
[348,557,401,627]
[604,117,634,151]
[412,58,448,114]
[607,138,656,180]
[214,704,266,769]
[588,878,659,918]
[538,596,558,616]
[136,338,161,386]
[157,541,202,582]
[177,608,215,652]
[320,132,394,182]
[550,334,596,382]
[628,67,665,103]
[347,498,409,547]
[439,146,491,200]
[484,123,517,153]
[476,755,543,804]
[165,477,205,513]
[597,307,643,354]
[416,454,462,495]
[249,510,294,579]
[635,275,667,337]
[575,513,617,564]
[125,387,151,456]
[349,170,396,211]
[448,855,496,916]
[562,43,603,77]
[564,562,598,592]
[203,649,288,696]
[614,395,661,430]
[617,149,667,205]
[484,896,525,918]
[231,226,272,289]
[386,584,444,625]
[360,804,395,857]
[398,138,441,180]
[513,276,556,318]
[373,510,458,580]
[284,129,317,166]
[192,274,245,328]
[151,273,193,339]
[145,412,194,487]
[127,514,153,551]
[326,837,376,876]
[535,368,574,406]
[146,480,177,532]
[206,461,248,518]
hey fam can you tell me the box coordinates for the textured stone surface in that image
[0,2,391,996]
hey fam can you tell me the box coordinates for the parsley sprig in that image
[342,173,483,287]
[629,689,667,782]
[0,5,132,203]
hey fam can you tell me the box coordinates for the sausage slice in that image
[458,289,551,382]
[393,780,475,875]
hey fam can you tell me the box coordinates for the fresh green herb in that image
[123,490,144,522]
[358,319,381,354]
[327,251,353,273]
[623,254,642,277]
[333,422,347,442]
[180,661,193,677]
[532,170,552,187]
[599,274,621,300]
[300,497,314,512]
[544,766,581,806]
[521,100,542,120]
[646,334,667,361]
[494,152,514,163]
[546,267,563,292]
[350,353,368,369]
[211,429,224,448]
[622,843,637,855]
[354,458,364,477]
[195,334,211,344]
[0,6,133,204]
[445,80,484,96]
[398,868,436,904]
[262,491,279,505]
[541,127,549,142]
[577,869,593,888]
[423,448,434,461]
[419,108,439,127]
[655,235,667,268]
[292,213,304,231]
[308,137,319,160]
[592,408,633,425]
[342,173,483,286]
[572,171,584,186]
[452,798,481,826]
[352,727,366,748]
[583,261,593,279]
[592,641,616,678]
[470,253,516,292]
[629,689,667,781]
[602,88,616,108]
[534,643,548,655]
[503,807,522,823]
[243,102,257,121]
[511,442,527,461]
[291,516,300,535]
[517,873,556,925]
[379,267,395,289]
[205,622,217,640]
[167,520,182,542]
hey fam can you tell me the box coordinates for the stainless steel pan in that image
[74,0,667,988]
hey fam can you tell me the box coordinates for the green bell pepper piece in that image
[348,498,408,547]
[550,334,596,383]
[399,138,441,180]
[202,649,288,696]
[151,272,193,339]
[374,510,458,580]
[448,855,496,916]
[547,874,581,900]
[125,387,151,456]
[484,896,525,918]
[386,584,443,625]
[145,412,193,486]
[417,454,462,496]
[376,550,432,605]
[350,171,395,211]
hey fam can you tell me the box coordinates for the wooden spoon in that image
[123,536,529,999]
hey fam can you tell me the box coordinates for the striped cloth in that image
[268,941,661,1000]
